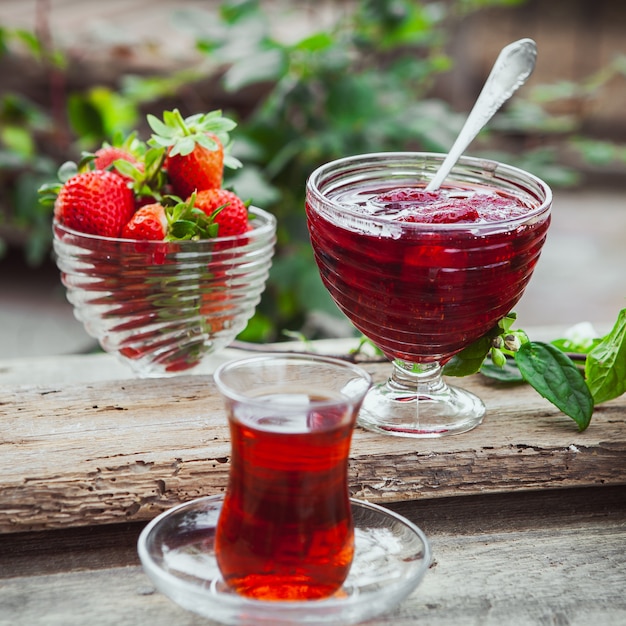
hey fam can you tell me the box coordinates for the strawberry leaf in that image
[224,154,243,170]
[515,341,594,431]
[77,152,96,170]
[147,108,239,164]
[37,182,61,206]
[147,114,176,138]
[170,136,196,157]
[195,134,219,151]
[149,135,175,149]
[165,109,189,133]
[200,109,236,127]
[206,223,220,238]
[185,113,205,126]
[167,220,199,240]
[113,159,142,180]
[143,150,168,192]
[205,118,237,133]
[160,192,224,241]
[58,160,79,182]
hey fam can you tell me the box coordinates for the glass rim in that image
[52,205,277,245]
[213,352,373,409]
[306,151,553,231]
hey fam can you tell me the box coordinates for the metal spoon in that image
[425,38,537,192]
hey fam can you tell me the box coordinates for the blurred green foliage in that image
[1,0,625,340]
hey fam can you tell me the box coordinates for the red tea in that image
[306,183,550,363]
[215,393,355,601]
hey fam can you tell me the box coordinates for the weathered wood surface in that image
[1,358,625,533]
[1,487,625,626]
[1,347,625,625]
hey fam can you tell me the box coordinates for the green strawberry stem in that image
[146,108,240,164]
[171,109,190,135]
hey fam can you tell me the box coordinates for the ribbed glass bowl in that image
[53,207,276,377]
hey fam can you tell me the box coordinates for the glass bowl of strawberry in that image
[52,203,276,377]
[48,109,277,377]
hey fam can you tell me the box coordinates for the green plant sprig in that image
[443,309,626,431]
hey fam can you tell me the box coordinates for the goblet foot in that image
[357,360,485,437]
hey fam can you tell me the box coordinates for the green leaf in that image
[86,87,137,136]
[224,154,243,170]
[170,136,196,157]
[148,135,175,149]
[147,114,176,137]
[530,80,580,103]
[143,146,166,177]
[572,138,619,166]
[551,321,601,355]
[67,94,105,140]
[498,311,517,333]
[443,336,491,377]
[112,159,141,179]
[236,311,274,343]
[167,220,197,240]
[294,32,334,53]
[585,308,626,404]
[200,115,237,133]
[194,133,219,151]
[184,112,205,127]
[163,109,184,129]
[57,161,78,182]
[13,28,43,58]
[515,342,594,431]
[0,125,34,157]
[480,357,524,382]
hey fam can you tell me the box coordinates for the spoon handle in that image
[425,38,537,192]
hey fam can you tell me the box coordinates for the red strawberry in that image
[166,134,224,197]
[147,109,242,198]
[400,204,480,224]
[121,203,168,240]
[94,146,139,172]
[376,189,441,207]
[200,286,232,333]
[193,189,249,237]
[430,204,480,223]
[94,146,144,187]
[376,188,481,224]
[54,170,135,238]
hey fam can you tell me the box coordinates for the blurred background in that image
[0,0,625,359]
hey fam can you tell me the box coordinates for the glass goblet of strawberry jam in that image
[306,152,552,437]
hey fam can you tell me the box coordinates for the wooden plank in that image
[1,364,625,533]
[1,488,625,625]
[1,532,623,626]
[2,486,624,578]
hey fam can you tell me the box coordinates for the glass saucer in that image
[138,495,431,625]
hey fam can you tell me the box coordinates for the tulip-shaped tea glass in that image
[213,354,372,601]
[306,152,552,437]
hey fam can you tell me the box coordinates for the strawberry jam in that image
[306,176,550,364]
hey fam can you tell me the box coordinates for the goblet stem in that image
[387,360,447,399]
[357,359,485,438]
